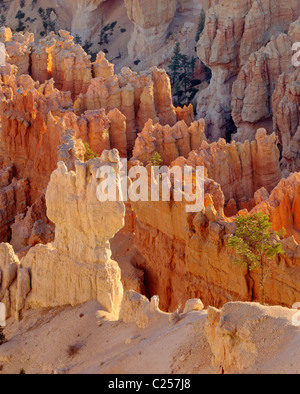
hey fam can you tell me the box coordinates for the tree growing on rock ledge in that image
[148,151,163,167]
[84,142,99,162]
[168,42,197,106]
[227,212,285,305]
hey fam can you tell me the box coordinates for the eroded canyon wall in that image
[197,0,300,141]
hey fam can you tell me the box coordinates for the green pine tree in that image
[148,152,163,167]
[74,34,82,45]
[195,9,206,43]
[84,142,99,162]
[168,42,181,86]
[227,212,285,304]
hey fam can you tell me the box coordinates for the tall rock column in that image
[21,151,125,315]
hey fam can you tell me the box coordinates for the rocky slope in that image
[0,299,299,374]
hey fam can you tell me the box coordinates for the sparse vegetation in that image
[227,212,285,305]
[195,9,206,43]
[38,7,57,35]
[168,42,198,106]
[84,142,99,162]
[15,9,26,32]
[0,14,6,27]
[99,18,117,46]
[67,343,82,358]
[82,40,97,61]
[19,368,26,374]
[148,152,163,167]
[74,34,82,45]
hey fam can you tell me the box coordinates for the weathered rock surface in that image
[131,159,299,311]
[251,172,300,243]
[0,69,73,203]
[32,30,93,99]
[21,152,125,315]
[0,28,34,75]
[206,302,300,374]
[10,193,55,253]
[272,67,300,174]
[63,109,127,157]
[132,118,206,166]
[0,165,30,243]
[0,151,125,319]
[197,0,300,140]
[124,0,177,60]
[232,19,300,142]
[187,129,282,207]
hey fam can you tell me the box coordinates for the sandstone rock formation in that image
[272,68,300,174]
[0,68,73,202]
[120,290,161,329]
[197,0,300,140]
[187,129,282,208]
[75,64,177,154]
[124,0,177,60]
[232,19,300,142]
[62,0,107,43]
[132,118,206,166]
[129,138,298,311]
[32,30,93,99]
[0,151,125,319]
[0,19,298,346]
[132,192,300,311]
[63,108,127,158]
[251,172,300,243]
[0,28,34,75]
[10,193,55,253]
[1,29,178,159]
[0,34,181,251]
[206,302,300,374]
[0,166,30,243]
